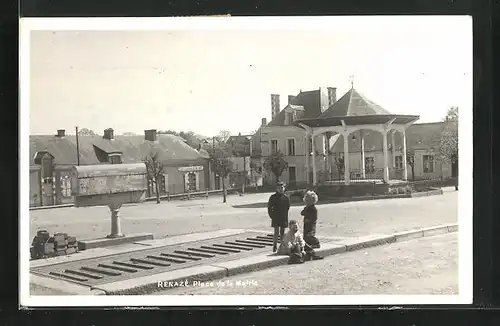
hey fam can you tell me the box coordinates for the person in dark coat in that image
[301,190,320,249]
[267,181,290,252]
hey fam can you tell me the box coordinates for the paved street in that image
[157,233,458,295]
[29,188,457,241]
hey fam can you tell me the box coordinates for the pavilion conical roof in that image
[319,88,391,118]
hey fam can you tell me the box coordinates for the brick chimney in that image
[144,129,157,141]
[319,87,329,113]
[271,94,280,120]
[288,95,295,104]
[327,87,337,107]
[103,128,114,140]
[56,129,65,137]
[261,118,267,126]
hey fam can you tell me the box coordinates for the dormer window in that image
[108,153,122,164]
[285,111,295,125]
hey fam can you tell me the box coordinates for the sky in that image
[26,16,472,138]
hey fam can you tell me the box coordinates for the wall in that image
[229,156,251,172]
[327,149,452,181]
[258,125,330,185]
[163,164,209,194]
[409,149,452,180]
[29,167,41,207]
[29,161,212,207]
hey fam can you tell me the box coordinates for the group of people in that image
[267,182,324,264]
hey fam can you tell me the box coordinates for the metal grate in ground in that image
[31,232,284,287]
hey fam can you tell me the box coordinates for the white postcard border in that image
[19,16,473,307]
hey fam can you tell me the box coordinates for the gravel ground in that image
[29,284,68,296]
[156,233,458,295]
[29,188,457,241]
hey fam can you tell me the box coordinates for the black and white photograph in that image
[20,16,472,306]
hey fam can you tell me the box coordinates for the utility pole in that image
[242,155,246,195]
[212,136,217,189]
[75,126,80,166]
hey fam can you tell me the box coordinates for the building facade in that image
[250,87,457,187]
[29,129,212,207]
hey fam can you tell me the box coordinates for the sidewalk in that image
[29,223,458,296]
[157,232,458,296]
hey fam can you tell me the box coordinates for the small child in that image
[278,220,306,264]
[279,220,323,264]
[301,190,320,249]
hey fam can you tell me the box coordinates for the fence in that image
[144,187,239,202]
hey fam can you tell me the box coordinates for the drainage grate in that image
[31,232,281,286]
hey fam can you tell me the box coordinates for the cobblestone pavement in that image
[29,188,457,241]
[158,233,458,295]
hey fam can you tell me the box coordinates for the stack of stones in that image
[30,231,78,260]
[30,230,52,259]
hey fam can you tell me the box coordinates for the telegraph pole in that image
[75,126,80,166]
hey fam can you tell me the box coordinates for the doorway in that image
[451,161,458,178]
[288,166,296,186]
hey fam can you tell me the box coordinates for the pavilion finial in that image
[349,75,355,89]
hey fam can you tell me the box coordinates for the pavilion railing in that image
[326,168,385,183]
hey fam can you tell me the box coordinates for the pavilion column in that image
[305,134,310,184]
[401,130,408,181]
[312,134,317,186]
[360,130,366,179]
[343,131,350,185]
[325,132,332,181]
[382,130,390,183]
[391,131,396,168]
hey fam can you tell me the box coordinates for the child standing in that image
[301,190,320,249]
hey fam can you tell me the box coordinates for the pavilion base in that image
[316,180,408,198]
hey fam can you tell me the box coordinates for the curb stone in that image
[92,265,228,295]
[30,274,106,295]
[100,223,458,295]
[30,223,458,295]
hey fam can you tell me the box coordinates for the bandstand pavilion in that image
[294,87,420,186]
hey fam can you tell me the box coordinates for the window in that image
[365,157,375,173]
[286,112,294,125]
[308,138,313,154]
[162,174,168,194]
[61,175,71,197]
[271,140,278,154]
[288,166,296,184]
[187,172,197,191]
[287,139,295,156]
[395,155,403,169]
[423,155,434,173]
[108,154,122,164]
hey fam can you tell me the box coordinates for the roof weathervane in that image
[349,75,355,89]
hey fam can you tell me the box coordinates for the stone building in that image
[250,86,457,187]
[29,129,212,207]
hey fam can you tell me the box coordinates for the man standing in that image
[267,181,290,252]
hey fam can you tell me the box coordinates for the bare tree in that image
[122,132,137,136]
[406,149,416,182]
[142,152,164,204]
[263,151,289,183]
[333,153,345,181]
[438,106,459,190]
[217,130,232,143]
[209,150,233,203]
[78,128,97,136]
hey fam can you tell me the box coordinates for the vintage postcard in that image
[19,16,473,306]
